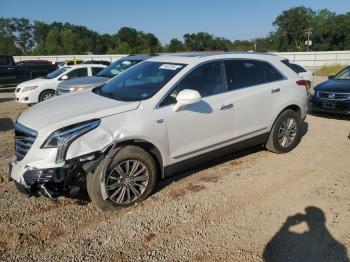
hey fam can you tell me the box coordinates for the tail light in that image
[296,79,310,96]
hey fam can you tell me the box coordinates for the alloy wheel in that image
[278,118,297,148]
[106,160,149,204]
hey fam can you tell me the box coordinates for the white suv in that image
[10,53,308,210]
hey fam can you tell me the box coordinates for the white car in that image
[281,59,314,95]
[10,52,308,210]
[14,64,106,104]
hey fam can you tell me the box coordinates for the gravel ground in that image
[0,76,350,261]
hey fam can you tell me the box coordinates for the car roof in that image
[147,52,282,65]
[68,64,106,69]
[121,54,158,61]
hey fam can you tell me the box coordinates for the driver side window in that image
[160,61,226,106]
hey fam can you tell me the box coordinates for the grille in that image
[14,123,37,161]
[317,91,349,100]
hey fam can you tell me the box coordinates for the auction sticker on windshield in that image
[159,64,183,70]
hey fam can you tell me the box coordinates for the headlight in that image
[41,119,101,163]
[22,85,38,92]
[70,86,86,93]
[310,88,316,96]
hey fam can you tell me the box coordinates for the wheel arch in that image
[115,139,164,180]
[39,88,56,101]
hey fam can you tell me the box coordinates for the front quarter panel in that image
[66,103,170,165]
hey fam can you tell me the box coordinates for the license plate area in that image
[322,101,336,109]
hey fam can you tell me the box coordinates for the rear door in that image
[64,67,88,80]
[91,66,105,76]
[0,56,16,86]
[224,59,286,138]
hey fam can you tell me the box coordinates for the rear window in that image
[0,56,11,66]
[282,60,306,73]
[225,60,284,90]
[91,67,104,76]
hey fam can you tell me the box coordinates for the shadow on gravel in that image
[0,117,14,131]
[301,121,309,137]
[155,145,263,194]
[0,97,13,103]
[308,111,350,121]
[0,87,15,93]
[263,206,349,262]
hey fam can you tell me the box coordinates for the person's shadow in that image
[263,206,349,262]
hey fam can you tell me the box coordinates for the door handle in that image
[8,67,15,70]
[219,103,233,110]
[271,88,280,94]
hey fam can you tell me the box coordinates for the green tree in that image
[0,32,20,55]
[45,31,61,54]
[272,6,315,51]
[167,38,185,52]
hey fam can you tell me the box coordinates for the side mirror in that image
[60,75,69,80]
[328,75,335,80]
[173,89,201,112]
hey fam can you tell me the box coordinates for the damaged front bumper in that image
[9,151,105,198]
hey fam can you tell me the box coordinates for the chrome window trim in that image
[155,58,288,109]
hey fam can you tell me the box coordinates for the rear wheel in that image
[266,109,302,154]
[87,146,157,211]
[39,90,55,102]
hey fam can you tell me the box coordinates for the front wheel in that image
[87,145,157,211]
[39,90,55,102]
[266,109,302,154]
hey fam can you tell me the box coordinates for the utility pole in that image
[305,28,312,52]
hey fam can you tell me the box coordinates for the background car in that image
[309,66,350,115]
[0,55,58,87]
[281,59,314,95]
[84,60,111,66]
[54,59,84,68]
[56,54,157,95]
[14,64,106,103]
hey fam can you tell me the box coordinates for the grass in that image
[314,64,347,76]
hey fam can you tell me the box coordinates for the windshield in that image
[94,61,186,101]
[46,67,70,79]
[97,59,141,78]
[334,67,350,80]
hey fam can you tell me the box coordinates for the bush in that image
[314,64,347,76]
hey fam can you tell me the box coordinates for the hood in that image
[18,91,140,135]
[315,79,350,93]
[57,76,109,90]
[17,78,48,87]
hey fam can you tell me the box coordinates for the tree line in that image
[0,6,349,56]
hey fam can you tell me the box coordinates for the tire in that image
[39,90,55,102]
[87,145,157,211]
[266,109,302,154]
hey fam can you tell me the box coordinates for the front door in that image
[158,61,235,160]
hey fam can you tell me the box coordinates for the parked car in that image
[14,64,106,103]
[56,54,156,95]
[281,59,314,95]
[54,59,84,68]
[0,55,58,87]
[9,52,308,210]
[309,66,350,115]
[16,60,53,65]
[84,60,111,66]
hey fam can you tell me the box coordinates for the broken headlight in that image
[41,119,101,163]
